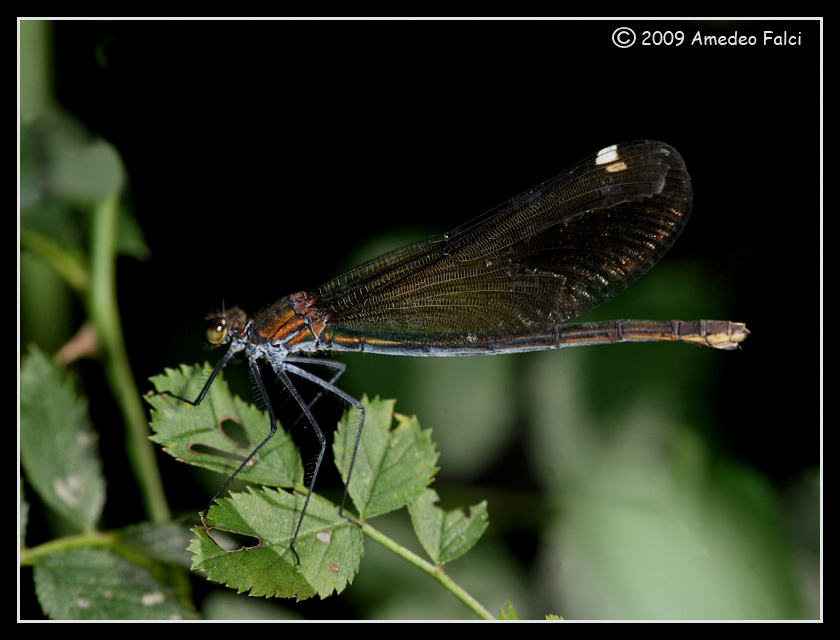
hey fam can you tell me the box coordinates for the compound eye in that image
[205,316,228,345]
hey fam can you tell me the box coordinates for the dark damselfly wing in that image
[315,141,691,351]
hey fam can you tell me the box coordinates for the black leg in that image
[274,366,326,565]
[283,363,365,521]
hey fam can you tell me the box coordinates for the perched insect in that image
[167,140,748,563]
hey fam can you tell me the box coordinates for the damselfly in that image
[166,140,748,563]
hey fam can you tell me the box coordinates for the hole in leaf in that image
[188,443,249,463]
[219,415,251,449]
[208,527,262,552]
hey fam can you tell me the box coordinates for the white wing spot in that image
[596,145,619,164]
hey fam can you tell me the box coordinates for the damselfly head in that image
[204,307,248,345]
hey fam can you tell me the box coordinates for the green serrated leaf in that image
[191,487,363,600]
[334,398,439,520]
[408,488,489,565]
[33,547,198,620]
[148,370,449,600]
[20,346,105,531]
[146,364,302,488]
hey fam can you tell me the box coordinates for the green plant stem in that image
[88,193,170,524]
[21,531,120,566]
[20,229,90,294]
[21,530,170,576]
[361,521,495,620]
